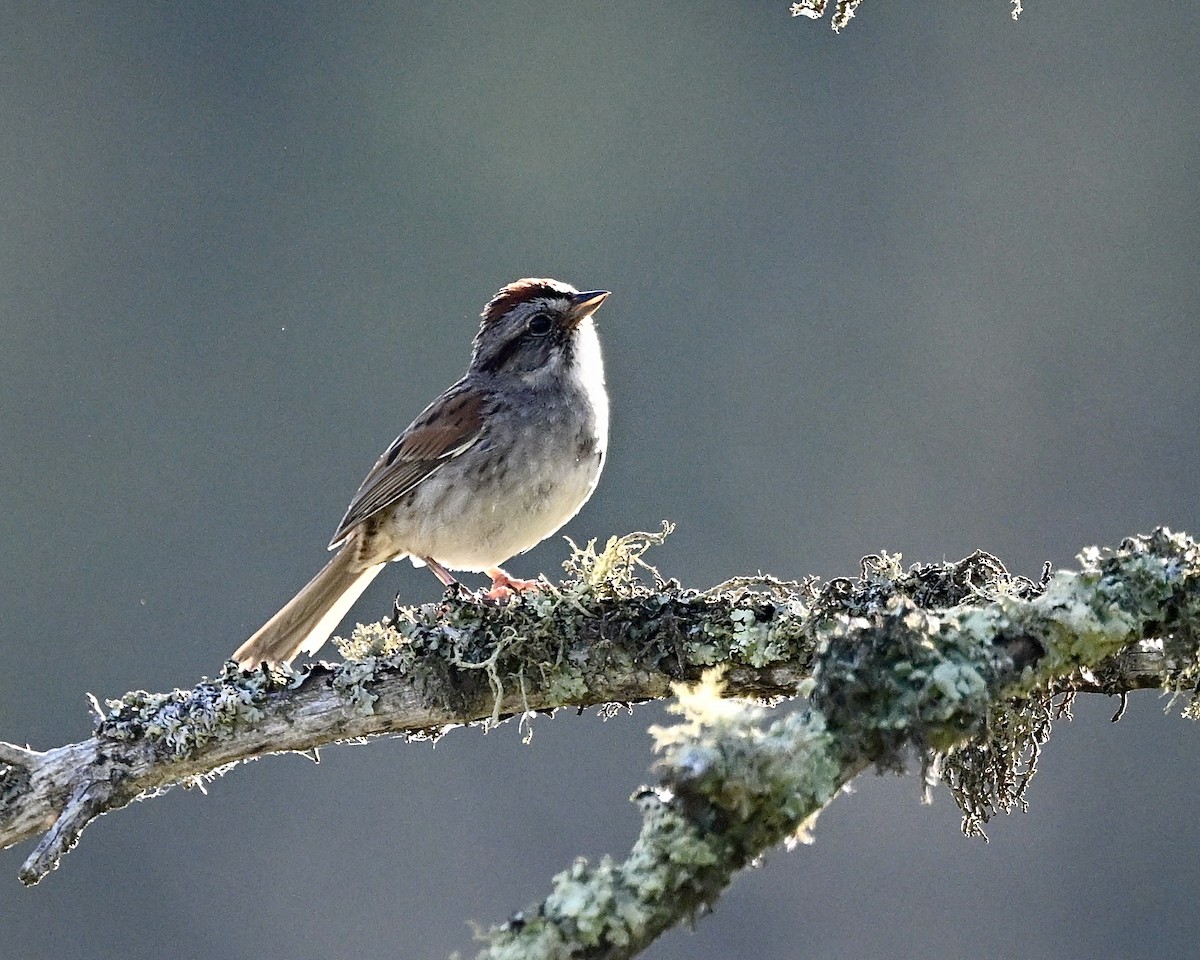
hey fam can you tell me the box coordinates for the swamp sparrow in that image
[232,278,610,668]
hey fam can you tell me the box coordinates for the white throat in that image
[573,318,609,445]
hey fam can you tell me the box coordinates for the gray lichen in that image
[474,528,1200,959]
[9,525,1200,905]
[482,673,842,959]
[91,527,1200,846]
[98,664,275,756]
[936,528,1200,834]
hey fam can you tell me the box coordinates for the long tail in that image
[232,545,386,669]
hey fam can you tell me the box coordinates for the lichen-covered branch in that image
[2,528,1198,902]
[474,529,1200,959]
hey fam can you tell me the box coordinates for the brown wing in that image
[328,383,486,548]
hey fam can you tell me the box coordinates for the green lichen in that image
[482,672,842,959]
[724,599,809,667]
[649,671,842,858]
[560,523,674,600]
[811,604,1009,763]
[1099,530,1200,717]
[335,620,407,661]
[70,527,1200,958]
[98,525,1200,864]
[330,523,822,730]
[937,529,1200,835]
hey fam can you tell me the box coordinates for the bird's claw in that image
[482,569,543,604]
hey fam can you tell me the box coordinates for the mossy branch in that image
[2,529,1199,952]
[475,528,1200,959]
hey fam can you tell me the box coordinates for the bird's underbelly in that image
[379,433,605,571]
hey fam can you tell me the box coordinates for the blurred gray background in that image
[3,2,1199,957]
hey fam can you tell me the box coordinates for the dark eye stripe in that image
[476,329,536,373]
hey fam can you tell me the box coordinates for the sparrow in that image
[232,277,610,669]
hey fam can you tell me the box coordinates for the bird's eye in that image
[527,313,553,337]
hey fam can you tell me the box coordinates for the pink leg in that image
[423,556,460,587]
[483,566,542,602]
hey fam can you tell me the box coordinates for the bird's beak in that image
[567,289,610,327]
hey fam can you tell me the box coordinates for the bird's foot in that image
[482,567,543,603]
